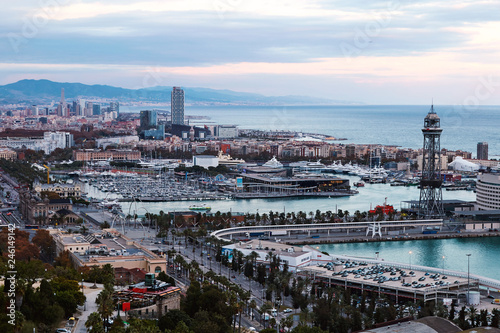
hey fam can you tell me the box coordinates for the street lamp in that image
[467,253,471,305]
[409,251,412,270]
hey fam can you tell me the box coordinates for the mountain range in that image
[0,79,358,106]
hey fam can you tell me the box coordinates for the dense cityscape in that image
[2,1,500,333]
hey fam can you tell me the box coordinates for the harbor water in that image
[316,237,500,282]
[90,175,475,216]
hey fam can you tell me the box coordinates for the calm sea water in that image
[122,104,500,157]
[100,175,475,215]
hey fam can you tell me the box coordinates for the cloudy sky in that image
[1,0,500,104]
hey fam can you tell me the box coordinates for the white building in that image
[216,125,238,138]
[96,135,139,149]
[42,132,74,154]
[192,155,219,169]
[0,131,73,154]
[476,173,500,210]
[222,239,332,272]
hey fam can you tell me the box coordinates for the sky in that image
[1,0,500,104]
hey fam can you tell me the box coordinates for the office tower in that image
[79,99,86,116]
[85,102,93,117]
[477,142,488,160]
[58,88,68,117]
[140,110,157,130]
[109,102,119,115]
[171,87,184,125]
[418,104,444,218]
[93,104,101,115]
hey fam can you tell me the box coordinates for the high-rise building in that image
[477,142,488,160]
[171,87,184,125]
[78,99,86,116]
[476,173,500,210]
[418,105,444,218]
[140,110,157,130]
[58,88,68,117]
[109,102,119,115]
[85,102,93,117]
[93,104,101,115]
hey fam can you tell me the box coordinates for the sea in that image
[121,104,500,157]
[115,104,499,280]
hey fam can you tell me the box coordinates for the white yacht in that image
[263,156,284,169]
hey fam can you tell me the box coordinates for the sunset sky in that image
[1,0,500,104]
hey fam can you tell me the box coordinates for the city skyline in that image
[1,1,500,105]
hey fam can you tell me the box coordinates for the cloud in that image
[0,0,499,104]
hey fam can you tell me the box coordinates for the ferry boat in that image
[369,198,394,215]
[189,204,211,212]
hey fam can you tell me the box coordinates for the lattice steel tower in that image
[418,105,444,218]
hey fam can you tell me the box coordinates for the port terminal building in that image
[235,173,351,199]
[221,239,333,272]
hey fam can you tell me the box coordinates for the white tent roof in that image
[448,156,480,172]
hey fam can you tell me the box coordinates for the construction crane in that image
[43,165,50,184]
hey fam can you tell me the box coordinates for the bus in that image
[25,225,39,230]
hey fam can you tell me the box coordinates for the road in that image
[74,283,103,333]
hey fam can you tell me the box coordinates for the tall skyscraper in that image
[477,142,488,160]
[93,104,101,115]
[109,102,119,115]
[58,88,68,117]
[171,87,184,125]
[140,110,157,130]
[418,105,444,219]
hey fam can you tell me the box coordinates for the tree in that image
[159,309,192,332]
[54,250,73,268]
[52,277,86,318]
[491,309,500,328]
[86,312,105,333]
[32,229,55,262]
[96,284,115,327]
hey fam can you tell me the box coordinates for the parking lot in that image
[301,260,475,303]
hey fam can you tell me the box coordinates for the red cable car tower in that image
[418,104,444,218]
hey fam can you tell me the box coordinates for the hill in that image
[0,79,358,106]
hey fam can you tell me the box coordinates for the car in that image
[249,327,256,332]
[283,308,292,313]
[488,295,495,299]
[56,329,70,333]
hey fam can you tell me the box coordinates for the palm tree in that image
[468,305,478,328]
[249,299,257,320]
[96,285,114,328]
